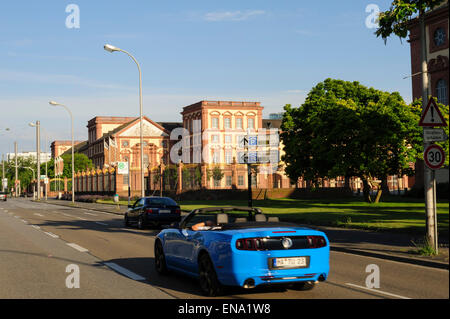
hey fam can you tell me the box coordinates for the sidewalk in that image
[39,198,448,270]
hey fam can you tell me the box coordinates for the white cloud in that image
[204,10,265,22]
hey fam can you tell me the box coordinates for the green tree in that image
[375,0,445,40]
[210,166,224,188]
[281,78,423,203]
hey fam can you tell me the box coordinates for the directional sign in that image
[419,97,447,127]
[424,128,448,143]
[424,144,446,170]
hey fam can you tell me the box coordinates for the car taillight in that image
[236,238,266,251]
[145,208,154,214]
[306,236,327,248]
[175,209,181,214]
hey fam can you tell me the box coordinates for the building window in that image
[212,117,219,129]
[238,175,244,186]
[236,118,243,129]
[143,154,149,168]
[433,28,446,47]
[248,118,255,129]
[225,151,232,164]
[251,175,257,186]
[122,140,129,147]
[212,150,220,163]
[224,118,231,129]
[226,175,232,186]
[225,135,232,144]
[436,79,448,105]
[211,135,219,144]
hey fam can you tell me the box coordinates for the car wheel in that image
[291,281,316,291]
[154,240,169,275]
[124,214,130,227]
[198,254,222,297]
[137,216,145,230]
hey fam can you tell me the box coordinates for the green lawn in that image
[178,197,449,235]
[97,196,449,235]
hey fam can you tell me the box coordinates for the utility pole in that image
[419,10,438,253]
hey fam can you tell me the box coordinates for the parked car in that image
[154,207,330,296]
[124,196,181,229]
[0,191,7,201]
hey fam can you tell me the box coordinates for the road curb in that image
[331,246,449,270]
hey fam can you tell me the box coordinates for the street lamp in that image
[29,121,41,200]
[49,101,75,204]
[104,44,145,198]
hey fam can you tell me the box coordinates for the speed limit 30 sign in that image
[424,144,446,170]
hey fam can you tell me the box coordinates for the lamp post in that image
[29,121,41,200]
[49,101,75,204]
[104,44,145,198]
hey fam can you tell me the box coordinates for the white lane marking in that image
[66,243,89,253]
[14,216,19,218]
[345,283,411,299]
[75,216,88,221]
[33,213,44,217]
[31,225,41,230]
[84,212,98,216]
[103,262,146,281]
[62,213,73,218]
[44,232,59,238]
[95,222,108,226]
[21,219,29,224]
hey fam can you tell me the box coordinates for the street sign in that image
[2,178,7,189]
[424,144,446,170]
[424,128,448,143]
[419,97,447,127]
[117,161,128,175]
[44,178,49,185]
[40,175,46,180]
[248,136,258,146]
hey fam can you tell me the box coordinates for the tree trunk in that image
[374,189,383,203]
[362,178,372,203]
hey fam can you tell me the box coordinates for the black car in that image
[0,191,7,201]
[124,196,181,229]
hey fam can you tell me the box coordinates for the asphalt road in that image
[0,198,448,299]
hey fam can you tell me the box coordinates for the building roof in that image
[157,122,183,131]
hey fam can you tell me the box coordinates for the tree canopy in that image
[375,0,445,40]
[281,78,424,202]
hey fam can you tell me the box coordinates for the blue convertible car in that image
[154,207,330,296]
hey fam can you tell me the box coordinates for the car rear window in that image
[146,197,178,206]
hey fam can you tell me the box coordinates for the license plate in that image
[273,257,307,268]
[159,210,170,214]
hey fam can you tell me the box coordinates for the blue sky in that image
[0,0,413,155]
